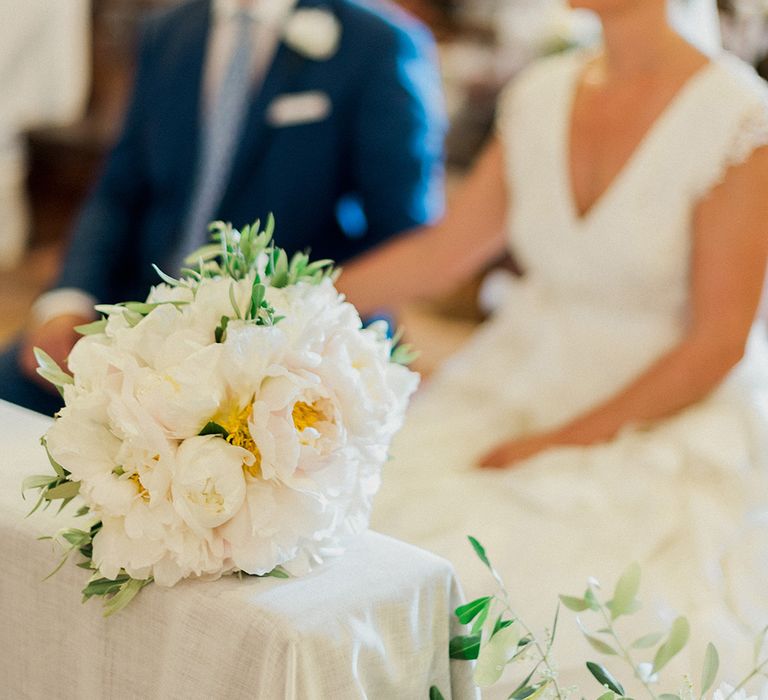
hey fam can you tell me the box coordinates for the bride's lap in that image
[372,365,768,683]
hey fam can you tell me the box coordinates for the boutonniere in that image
[283,8,341,61]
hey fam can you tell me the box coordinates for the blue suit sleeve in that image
[54,19,156,302]
[351,21,446,248]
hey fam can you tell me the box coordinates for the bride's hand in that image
[478,433,557,468]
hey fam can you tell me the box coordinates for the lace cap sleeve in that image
[694,56,768,199]
[728,101,768,171]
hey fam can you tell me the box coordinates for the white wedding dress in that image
[371,50,768,690]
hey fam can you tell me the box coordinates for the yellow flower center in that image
[292,401,326,432]
[129,472,150,502]
[214,400,262,478]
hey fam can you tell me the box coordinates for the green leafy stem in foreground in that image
[432,538,768,700]
[449,536,566,700]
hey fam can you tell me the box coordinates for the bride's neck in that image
[598,4,682,79]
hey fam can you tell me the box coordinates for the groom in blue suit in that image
[0,0,445,415]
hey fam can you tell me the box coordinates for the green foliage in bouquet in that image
[172,217,337,334]
[72,217,336,343]
[430,538,768,700]
[23,217,417,616]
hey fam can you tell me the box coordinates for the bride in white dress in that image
[340,0,768,685]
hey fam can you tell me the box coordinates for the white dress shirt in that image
[205,0,298,107]
[33,0,298,325]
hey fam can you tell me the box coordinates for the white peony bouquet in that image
[24,218,419,615]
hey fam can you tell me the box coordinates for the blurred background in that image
[1,0,767,371]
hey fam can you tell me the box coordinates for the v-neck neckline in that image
[562,51,717,226]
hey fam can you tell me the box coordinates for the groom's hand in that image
[19,314,90,391]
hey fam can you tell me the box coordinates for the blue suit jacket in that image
[56,0,446,303]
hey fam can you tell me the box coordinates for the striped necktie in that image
[171,9,256,273]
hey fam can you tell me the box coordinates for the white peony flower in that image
[219,321,288,406]
[283,8,341,61]
[247,372,343,483]
[265,280,354,359]
[317,327,419,440]
[172,436,250,534]
[133,343,226,439]
[92,513,226,585]
[92,516,168,582]
[219,476,334,575]
[106,304,191,370]
[145,282,194,305]
[45,394,120,485]
[66,335,127,397]
[185,276,253,340]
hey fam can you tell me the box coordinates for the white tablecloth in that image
[0,400,477,699]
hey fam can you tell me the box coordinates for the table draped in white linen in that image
[0,400,477,699]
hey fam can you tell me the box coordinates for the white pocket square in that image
[267,91,332,127]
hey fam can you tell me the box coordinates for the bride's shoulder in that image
[687,52,768,201]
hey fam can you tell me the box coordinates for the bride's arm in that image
[481,146,768,467]
[336,137,509,316]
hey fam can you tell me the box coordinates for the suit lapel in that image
[225,48,305,194]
